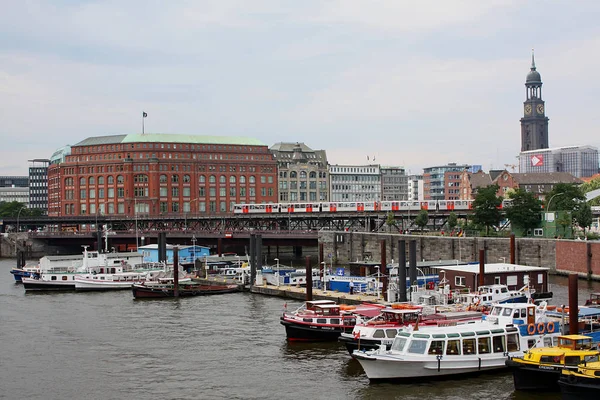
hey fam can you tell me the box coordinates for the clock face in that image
[536,104,544,114]
[524,104,532,115]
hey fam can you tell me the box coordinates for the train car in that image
[381,201,400,211]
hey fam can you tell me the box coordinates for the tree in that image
[545,183,585,212]
[385,212,395,232]
[580,177,600,206]
[0,201,28,217]
[505,188,542,233]
[447,212,458,232]
[574,202,593,235]
[414,209,429,232]
[472,185,502,235]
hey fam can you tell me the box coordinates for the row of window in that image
[278,171,326,179]
[67,174,274,186]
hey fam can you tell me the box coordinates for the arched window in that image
[309,171,317,179]
[98,176,105,185]
[249,176,256,183]
[160,174,167,183]
[171,175,179,183]
[107,176,114,184]
[183,174,191,183]
[229,176,236,184]
[220,175,226,183]
[117,175,124,184]
[209,175,216,183]
[299,171,307,179]
[199,175,206,183]
[80,177,86,186]
[290,171,297,178]
[240,176,246,184]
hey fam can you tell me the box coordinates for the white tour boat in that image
[353,302,561,380]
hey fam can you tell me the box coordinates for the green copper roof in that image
[122,133,265,146]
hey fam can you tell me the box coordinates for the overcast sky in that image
[1,1,599,176]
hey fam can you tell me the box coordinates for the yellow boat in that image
[505,334,599,391]
[559,360,600,399]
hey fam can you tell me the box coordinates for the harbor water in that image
[2,257,599,400]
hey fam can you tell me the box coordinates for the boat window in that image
[428,340,445,355]
[460,332,475,337]
[391,337,408,352]
[446,340,461,355]
[413,334,431,339]
[595,371,600,377]
[398,332,411,338]
[478,337,491,354]
[463,338,476,355]
[565,356,582,366]
[62,276,68,281]
[528,339,536,348]
[407,340,427,354]
[507,333,519,352]
[385,329,397,338]
[51,276,57,281]
[502,308,513,317]
[330,319,340,325]
[585,355,600,363]
[493,336,506,353]
[476,331,490,336]
[316,319,327,324]
[489,307,501,316]
[447,333,460,338]
[543,337,554,347]
[506,327,518,333]
[491,329,505,334]
[373,330,385,339]
[432,334,446,339]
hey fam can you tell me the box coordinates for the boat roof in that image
[547,306,600,317]
[431,263,549,273]
[383,309,420,315]
[402,321,511,336]
[316,304,341,310]
[307,300,336,305]
[559,334,593,340]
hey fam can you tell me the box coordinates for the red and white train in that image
[233,200,480,214]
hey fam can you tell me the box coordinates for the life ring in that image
[537,322,546,334]
[527,324,536,335]
[546,322,555,333]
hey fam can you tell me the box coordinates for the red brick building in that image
[48,133,277,217]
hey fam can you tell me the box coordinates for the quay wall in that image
[319,231,600,279]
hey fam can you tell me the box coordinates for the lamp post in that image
[274,258,280,287]
[547,192,565,213]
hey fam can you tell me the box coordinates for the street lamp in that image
[274,258,280,287]
[546,192,565,213]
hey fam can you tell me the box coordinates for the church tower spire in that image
[520,49,549,152]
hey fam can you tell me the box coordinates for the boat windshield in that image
[391,333,410,352]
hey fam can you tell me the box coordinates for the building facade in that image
[521,52,549,152]
[518,146,599,178]
[0,187,29,206]
[48,133,277,217]
[458,170,492,200]
[29,159,50,214]
[407,174,424,201]
[329,164,381,202]
[423,163,470,200]
[493,171,582,200]
[0,176,28,188]
[380,166,408,201]
[269,142,329,203]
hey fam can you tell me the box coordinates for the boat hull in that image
[22,280,75,291]
[559,378,600,399]
[339,334,390,354]
[505,358,563,391]
[280,318,347,342]
[132,284,239,299]
[10,269,31,282]
[75,281,136,291]
[354,352,509,380]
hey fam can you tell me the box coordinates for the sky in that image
[1,1,600,176]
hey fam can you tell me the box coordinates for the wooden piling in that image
[173,246,179,298]
[305,256,313,301]
[569,274,578,335]
[478,249,485,289]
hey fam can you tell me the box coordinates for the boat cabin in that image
[557,335,595,351]
[586,293,600,307]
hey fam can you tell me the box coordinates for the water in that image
[2,257,599,400]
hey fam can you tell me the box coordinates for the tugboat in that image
[506,334,600,391]
[559,359,600,399]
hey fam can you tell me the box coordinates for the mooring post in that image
[510,234,516,264]
[569,274,578,335]
[478,249,485,290]
[305,256,313,301]
[173,246,179,298]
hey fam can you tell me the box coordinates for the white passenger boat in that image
[22,248,144,291]
[353,302,561,381]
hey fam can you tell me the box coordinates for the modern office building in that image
[407,174,424,201]
[28,159,50,214]
[269,142,329,203]
[380,166,408,201]
[329,164,381,202]
[0,187,29,205]
[47,133,277,217]
[518,146,599,178]
[0,176,28,188]
[423,163,470,200]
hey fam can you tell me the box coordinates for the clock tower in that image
[520,50,549,151]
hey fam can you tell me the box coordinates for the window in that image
[220,175,226,183]
[80,177,86,186]
[172,175,179,183]
[230,176,236,184]
[172,202,179,212]
[428,340,445,355]
[160,174,167,183]
[407,339,427,354]
[209,188,216,197]
[446,340,461,355]
[455,276,466,287]
[478,337,491,354]
[199,175,206,183]
[172,187,179,197]
[98,176,104,185]
[209,175,216,183]
[462,338,476,355]
[507,333,519,352]
[183,175,190,183]
[240,176,246,184]
[160,187,167,197]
